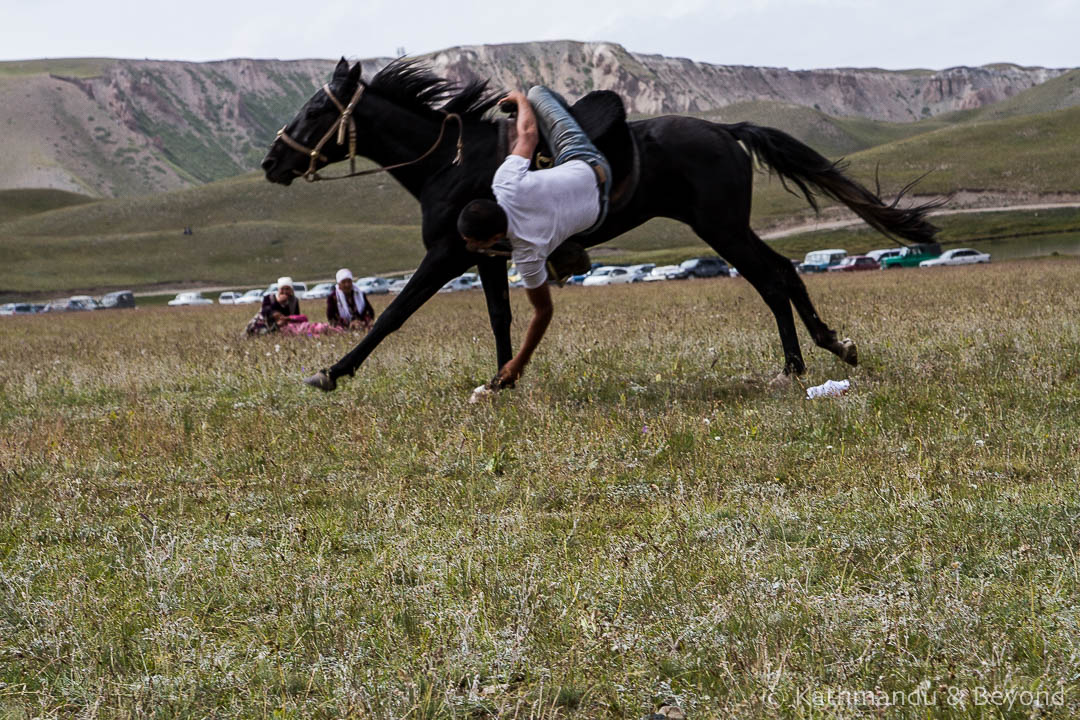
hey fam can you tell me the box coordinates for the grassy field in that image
[1,260,1078,718]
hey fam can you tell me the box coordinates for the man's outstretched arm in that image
[497,283,552,385]
[503,90,538,160]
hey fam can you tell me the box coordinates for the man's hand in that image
[499,89,527,109]
[497,358,524,385]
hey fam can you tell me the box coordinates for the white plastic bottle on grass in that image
[806,379,850,399]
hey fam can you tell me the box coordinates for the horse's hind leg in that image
[696,225,808,376]
[748,230,857,366]
[702,227,858,375]
[772,243,858,366]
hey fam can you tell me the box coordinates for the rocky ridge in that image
[0,41,1067,197]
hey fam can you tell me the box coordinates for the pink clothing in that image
[278,315,343,337]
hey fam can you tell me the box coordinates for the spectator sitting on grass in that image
[245,276,301,336]
[326,268,374,331]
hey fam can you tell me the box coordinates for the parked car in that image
[168,292,213,306]
[920,248,991,267]
[583,266,634,286]
[100,290,136,309]
[45,298,96,312]
[66,295,101,311]
[355,277,391,294]
[302,282,336,299]
[217,291,244,304]
[266,281,308,296]
[626,263,656,282]
[4,302,47,315]
[388,274,413,293]
[867,248,903,263]
[43,300,72,313]
[799,249,847,273]
[440,275,480,292]
[233,289,267,304]
[881,242,942,269]
[827,255,880,272]
[680,256,730,278]
[644,265,689,281]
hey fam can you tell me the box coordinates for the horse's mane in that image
[366,59,501,121]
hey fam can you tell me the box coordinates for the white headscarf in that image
[334,285,366,323]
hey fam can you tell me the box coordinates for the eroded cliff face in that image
[0,41,1064,197]
[424,41,1062,120]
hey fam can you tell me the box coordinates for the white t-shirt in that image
[492,155,600,289]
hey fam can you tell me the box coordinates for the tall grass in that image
[1,260,1078,718]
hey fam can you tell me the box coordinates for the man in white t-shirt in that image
[459,86,611,388]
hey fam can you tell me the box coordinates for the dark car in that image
[680,256,730,278]
[100,290,136,309]
[7,303,47,315]
[827,255,880,272]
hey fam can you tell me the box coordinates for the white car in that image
[218,291,243,304]
[867,248,903,263]
[583,266,634,286]
[266,281,307,297]
[67,295,102,311]
[643,265,689,282]
[233,289,267,304]
[355,277,391,294]
[303,282,336,299]
[388,274,412,293]
[168,292,214,306]
[919,248,991,267]
[440,274,481,292]
[626,263,656,282]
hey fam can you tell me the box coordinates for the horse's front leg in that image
[306,242,471,391]
[477,255,513,371]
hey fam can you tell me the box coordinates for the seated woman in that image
[245,276,303,336]
[263,276,300,322]
[326,268,375,331]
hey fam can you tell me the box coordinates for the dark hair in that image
[457,199,507,241]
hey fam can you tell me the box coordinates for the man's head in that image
[336,268,354,292]
[458,200,507,252]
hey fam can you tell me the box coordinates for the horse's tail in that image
[722,122,945,245]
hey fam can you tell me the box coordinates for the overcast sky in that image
[2,0,1076,70]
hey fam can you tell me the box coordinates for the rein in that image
[275,82,464,182]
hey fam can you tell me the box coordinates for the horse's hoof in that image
[469,384,495,404]
[769,371,793,388]
[838,338,858,366]
[303,369,336,392]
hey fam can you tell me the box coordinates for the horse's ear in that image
[333,57,350,81]
[347,62,362,86]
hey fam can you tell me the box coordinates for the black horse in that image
[261,58,941,386]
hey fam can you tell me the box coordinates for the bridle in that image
[274,81,464,182]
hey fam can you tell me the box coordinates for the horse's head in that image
[261,58,363,185]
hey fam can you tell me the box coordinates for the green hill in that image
[3,78,1080,297]
[0,188,97,224]
[745,104,1080,224]
[694,101,954,158]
